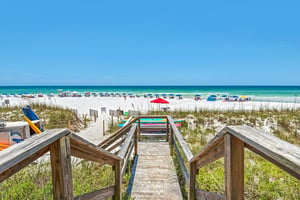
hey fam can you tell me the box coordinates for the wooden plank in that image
[0,146,49,182]
[117,124,137,159]
[169,124,174,146]
[196,140,224,169]
[196,189,224,200]
[245,144,300,180]
[74,186,115,200]
[226,125,300,179]
[107,137,126,152]
[123,116,133,127]
[134,127,138,156]
[114,160,122,200]
[174,140,189,182]
[190,129,226,164]
[121,141,134,176]
[50,136,73,199]
[0,129,70,175]
[137,115,168,119]
[99,124,132,149]
[69,134,120,165]
[166,118,169,142]
[167,116,193,161]
[140,132,166,136]
[224,134,244,200]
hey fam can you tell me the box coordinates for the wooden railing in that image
[165,116,300,200]
[188,125,300,200]
[0,129,122,200]
[98,115,300,200]
[1,116,299,200]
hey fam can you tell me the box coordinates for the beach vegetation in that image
[0,103,85,132]
[151,109,300,199]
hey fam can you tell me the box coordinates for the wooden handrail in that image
[0,129,122,200]
[226,125,300,179]
[0,129,70,182]
[118,124,137,159]
[167,116,193,161]
[189,125,300,200]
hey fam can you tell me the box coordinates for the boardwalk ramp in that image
[130,142,183,200]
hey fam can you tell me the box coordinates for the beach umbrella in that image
[150,98,169,111]
[150,98,169,104]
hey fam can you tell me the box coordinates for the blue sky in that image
[0,1,299,85]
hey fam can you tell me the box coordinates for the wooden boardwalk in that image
[130,142,183,200]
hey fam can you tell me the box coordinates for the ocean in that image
[0,86,300,103]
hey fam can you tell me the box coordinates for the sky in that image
[0,0,299,85]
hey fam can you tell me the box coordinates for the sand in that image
[4,96,300,115]
[2,96,300,144]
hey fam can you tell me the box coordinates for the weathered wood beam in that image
[190,129,226,164]
[121,141,134,176]
[50,136,73,200]
[167,116,193,161]
[224,134,244,200]
[226,125,300,179]
[118,124,137,159]
[98,124,132,149]
[0,129,70,183]
[189,162,197,200]
[106,137,126,152]
[0,146,49,182]
[69,134,120,165]
[174,140,189,182]
[114,160,122,200]
[196,140,224,169]
[134,127,138,156]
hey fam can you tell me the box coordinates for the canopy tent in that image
[150,98,169,112]
[150,98,169,104]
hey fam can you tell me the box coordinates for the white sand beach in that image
[3,95,300,115]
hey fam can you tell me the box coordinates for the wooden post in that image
[50,136,73,200]
[114,160,122,200]
[224,134,244,200]
[166,117,169,142]
[138,118,141,141]
[67,120,71,129]
[134,128,138,156]
[103,120,105,136]
[189,162,197,200]
[170,125,174,146]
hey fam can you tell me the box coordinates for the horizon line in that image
[1,84,300,87]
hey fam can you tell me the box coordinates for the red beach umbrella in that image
[150,98,169,104]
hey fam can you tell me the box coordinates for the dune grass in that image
[0,103,86,132]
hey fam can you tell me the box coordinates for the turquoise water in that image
[0,86,300,102]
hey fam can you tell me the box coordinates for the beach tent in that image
[150,98,169,111]
[150,98,169,104]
